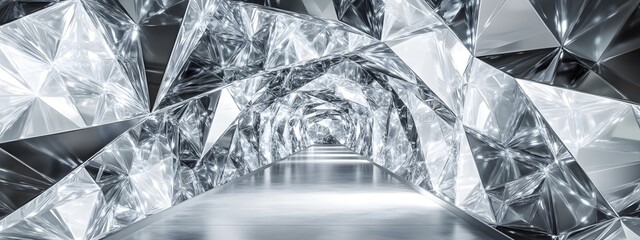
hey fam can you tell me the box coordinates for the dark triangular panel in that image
[573,71,626,100]
[116,0,190,108]
[478,46,624,103]
[0,148,51,219]
[528,0,588,42]
[564,219,626,240]
[0,0,57,26]
[333,0,384,38]
[551,50,591,88]
[0,118,142,182]
[564,0,640,62]
[426,0,478,50]
[601,4,640,62]
[595,4,640,104]
[595,59,640,103]
[241,0,338,20]
[479,47,558,82]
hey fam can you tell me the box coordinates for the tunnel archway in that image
[0,0,637,239]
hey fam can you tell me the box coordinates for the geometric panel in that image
[117,0,190,106]
[463,59,616,237]
[0,167,105,239]
[380,0,440,41]
[596,5,640,104]
[425,0,478,50]
[566,217,640,239]
[0,0,148,142]
[0,148,50,219]
[333,0,384,39]
[241,0,339,21]
[0,0,58,26]
[454,132,496,225]
[478,47,558,83]
[0,118,141,219]
[0,87,252,238]
[0,118,142,181]
[519,80,640,216]
[385,8,470,116]
[561,0,639,62]
[478,0,640,104]
[154,0,377,109]
[474,0,559,56]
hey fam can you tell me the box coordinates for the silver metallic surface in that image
[0,148,50,219]
[0,0,639,239]
[0,0,59,25]
[117,0,189,105]
[0,118,141,218]
[0,118,142,180]
[107,145,500,240]
[0,0,149,143]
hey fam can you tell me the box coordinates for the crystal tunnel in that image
[1,0,640,239]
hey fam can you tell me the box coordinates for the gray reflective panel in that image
[0,118,142,182]
[117,0,190,106]
[473,0,559,56]
[562,0,639,62]
[566,218,640,239]
[426,0,478,50]
[0,0,58,26]
[239,0,338,21]
[526,0,582,42]
[476,0,640,104]
[0,148,51,219]
[478,47,558,83]
[0,118,141,219]
[596,5,640,103]
[519,80,640,216]
[386,26,470,116]
[333,0,384,39]
[601,6,640,62]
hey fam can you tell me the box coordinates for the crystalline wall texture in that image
[0,0,640,239]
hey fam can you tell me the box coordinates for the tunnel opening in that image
[0,0,626,239]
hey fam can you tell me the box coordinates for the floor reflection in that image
[111,145,493,240]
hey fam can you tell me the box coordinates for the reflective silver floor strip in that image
[105,145,508,240]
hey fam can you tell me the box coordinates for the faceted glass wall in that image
[1,0,640,239]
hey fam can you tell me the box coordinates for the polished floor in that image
[108,145,497,240]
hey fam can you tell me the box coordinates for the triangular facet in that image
[474,0,559,56]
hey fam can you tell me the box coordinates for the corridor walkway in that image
[107,145,504,240]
